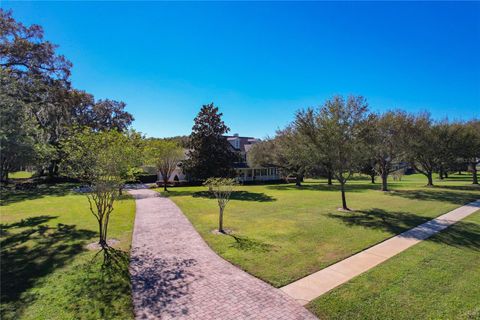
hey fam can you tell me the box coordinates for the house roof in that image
[225,135,259,153]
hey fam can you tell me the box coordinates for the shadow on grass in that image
[266,183,380,193]
[387,188,479,205]
[433,185,480,192]
[431,219,480,250]
[130,249,198,318]
[328,208,431,235]
[166,190,276,202]
[227,234,275,252]
[0,216,96,319]
[328,208,480,250]
[63,246,133,319]
[438,174,474,181]
[0,183,75,206]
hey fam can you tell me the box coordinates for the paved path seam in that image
[128,188,317,320]
[280,199,480,305]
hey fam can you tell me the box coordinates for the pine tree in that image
[183,103,236,181]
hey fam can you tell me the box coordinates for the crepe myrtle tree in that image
[204,177,236,233]
[145,139,184,191]
[62,129,140,248]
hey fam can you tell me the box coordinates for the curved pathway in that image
[128,188,317,320]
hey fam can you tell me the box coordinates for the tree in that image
[204,177,236,233]
[183,103,236,181]
[460,120,480,184]
[360,159,377,184]
[1,10,134,178]
[62,129,139,247]
[1,9,71,177]
[434,121,465,180]
[81,99,134,132]
[144,139,184,191]
[1,9,71,81]
[405,114,441,186]
[296,95,369,210]
[0,69,40,182]
[366,111,412,191]
[248,127,311,186]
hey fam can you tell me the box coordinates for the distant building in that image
[226,134,281,183]
[154,134,281,184]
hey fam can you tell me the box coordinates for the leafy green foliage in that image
[144,139,184,190]
[248,127,312,186]
[296,95,370,209]
[0,10,133,180]
[61,129,141,245]
[365,110,413,191]
[183,103,236,181]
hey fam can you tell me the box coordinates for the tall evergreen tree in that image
[183,103,236,181]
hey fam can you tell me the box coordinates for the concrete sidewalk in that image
[280,200,480,305]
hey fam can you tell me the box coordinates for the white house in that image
[226,134,281,183]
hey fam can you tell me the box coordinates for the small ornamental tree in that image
[204,177,236,233]
[144,139,184,191]
[62,129,139,248]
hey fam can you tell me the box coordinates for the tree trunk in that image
[340,182,348,210]
[427,172,434,186]
[119,187,123,195]
[47,161,56,178]
[439,167,444,180]
[444,171,449,178]
[370,174,375,184]
[327,171,333,185]
[218,207,224,233]
[381,172,388,192]
[473,164,478,185]
[163,177,168,192]
[98,219,106,247]
[295,174,302,187]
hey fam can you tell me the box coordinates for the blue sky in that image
[3,1,480,138]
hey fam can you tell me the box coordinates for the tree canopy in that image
[144,139,184,191]
[183,103,236,181]
[0,9,134,181]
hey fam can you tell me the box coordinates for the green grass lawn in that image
[159,174,480,287]
[0,184,136,320]
[8,171,34,179]
[307,211,480,320]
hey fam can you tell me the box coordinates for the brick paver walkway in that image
[128,188,317,320]
[280,199,480,305]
